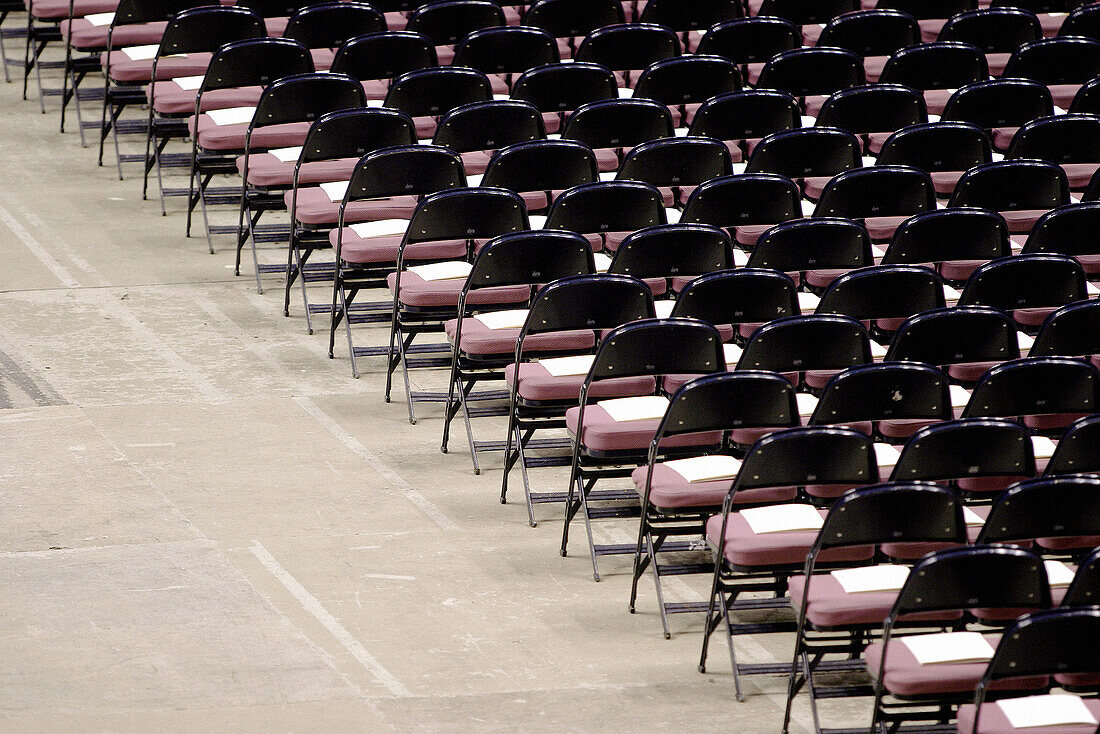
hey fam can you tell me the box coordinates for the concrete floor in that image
[0,45,868,732]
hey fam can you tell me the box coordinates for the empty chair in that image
[574,23,680,84]
[962,356,1099,432]
[885,306,1021,383]
[1068,76,1100,115]
[607,224,734,297]
[431,100,546,174]
[560,99,674,171]
[957,253,1088,331]
[815,83,928,153]
[281,2,385,68]
[747,218,874,290]
[1044,414,1100,477]
[670,268,801,342]
[884,208,1011,282]
[813,166,938,241]
[686,90,801,149]
[948,159,1070,233]
[631,55,742,126]
[615,136,733,207]
[1000,36,1100,108]
[509,62,619,133]
[889,418,1036,493]
[522,0,624,41]
[745,127,862,199]
[694,16,799,63]
[876,0,977,21]
[1025,201,1100,278]
[939,7,1042,59]
[1006,115,1100,189]
[755,47,866,109]
[679,173,803,249]
[1058,1,1100,40]
[480,139,599,212]
[403,0,504,47]
[755,0,858,26]
[941,78,1054,151]
[635,0,742,32]
[814,362,954,441]
[1029,299,1100,365]
[542,180,667,251]
[815,264,947,337]
[452,26,560,92]
[383,66,493,139]
[976,473,1100,551]
[878,42,989,114]
[330,32,438,100]
[817,9,921,63]
[876,122,993,195]
[734,315,873,392]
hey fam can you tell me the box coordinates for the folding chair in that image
[694,16,799,63]
[183,37,314,248]
[885,306,1022,384]
[940,78,1054,152]
[685,90,801,153]
[540,179,667,252]
[814,264,947,338]
[813,166,937,241]
[606,223,734,300]
[815,83,929,154]
[864,546,1053,734]
[0,0,23,85]
[958,607,1100,734]
[698,426,879,698]
[630,55,742,127]
[384,187,530,422]
[630,371,801,638]
[383,66,493,140]
[745,127,863,201]
[783,485,972,734]
[755,0,858,26]
[521,0,624,49]
[441,230,595,472]
[508,61,618,134]
[479,138,599,214]
[452,25,558,94]
[559,98,674,172]
[755,47,866,107]
[1029,300,1100,364]
[876,122,994,196]
[635,0,742,34]
[328,31,437,100]
[1006,115,1100,190]
[500,274,656,525]
[235,72,368,291]
[816,9,921,62]
[948,160,1071,234]
[878,42,990,115]
[1044,414,1100,477]
[1059,1,1100,40]
[736,314,875,394]
[679,173,803,250]
[976,473,1100,554]
[573,23,680,88]
[403,0,504,47]
[875,0,976,21]
[961,356,1099,433]
[668,267,801,344]
[939,7,1042,56]
[956,253,1088,332]
[280,1,385,72]
[432,99,545,175]
[883,208,1010,283]
[327,145,469,376]
[1002,36,1100,108]
[1068,77,1100,116]
[745,217,874,291]
[614,136,734,208]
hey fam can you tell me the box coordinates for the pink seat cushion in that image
[104,51,213,83]
[877,418,940,440]
[31,0,117,20]
[633,463,798,510]
[956,698,1100,734]
[790,574,956,629]
[991,127,1019,151]
[1049,84,1083,110]
[706,510,873,568]
[956,475,1030,494]
[150,84,262,116]
[244,156,357,189]
[922,89,955,116]
[1062,163,1100,190]
[1000,209,1049,234]
[191,117,310,152]
[504,362,655,403]
[62,19,165,49]
[443,318,593,357]
[939,259,990,282]
[291,188,418,225]
[565,405,722,454]
[865,215,912,241]
[946,361,1002,383]
[387,271,529,309]
[731,223,776,248]
[333,231,467,265]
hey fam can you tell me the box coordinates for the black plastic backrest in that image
[879,41,989,90]
[463,230,594,291]
[876,122,992,172]
[748,218,873,274]
[885,208,1009,266]
[745,127,862,179]
[608,224,734,281]
[298,107,415,164]
[452,25,558,75]
[687,90,800,142]
[939,7,1042,53]
[1002,36,1100,85]
[756,0,858,25]
[616,137,733,188]
[816,265,946,320]
[519,274,654,337]
[1006,114,1100,164]
[940,78,1053,130]
[282,2,385,49]
[510,63,618,113]
[958,254,1087,312]
[732,425,878,495]
[543,181,666,234]
[672,268,800,325]
[561,99,674,150]
[236,0,309,19]
[482,139,599,193]
[330,31,437,81]
[886,306,1019,366]
[573,23,681,71]
[737,314,872,373]
[632,55,743,106]
[346,145,466,200]
[1062,547,1100,605]
[432,100,545,152]
[522,0,625,38]
[157,6,266,58]
[811,362,953,426]
[655,371,798,440]
[889,417,1035,482]
[962,356,1099,420]
[756,47,865,98]
[1029,299,1100,359]
[402,187,529,245]
[635,0,743,32]
[584,318,724,383]
[877,0,976,20]
[891,546,1049,616]
[249,72,366,131]
[111,0,204,26]
[977,474,1100,543]
[814,482,964,551]
[404,0,504,45]
[991,0,1073,11]
[816,83,928,136]
[1069,77,1100,114]
[680,174,801,228]
[200,38,314,94]
[384,67,493,118]
[695,16,800,64]
[1059,2,1100,40]
[819,9,921,58]
[814,166,937,220]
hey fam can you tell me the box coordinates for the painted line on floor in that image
[249,540,413,698]
[0,201,80,288]
[294,396,459,530]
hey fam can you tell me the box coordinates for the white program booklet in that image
[121,44,160,61]
[205,106,256,126]
[870,341,888,359]
[172,74,204,91]
[348,219,409,238]
[797,292,821,312]
[664,455,742,483]
[406,260,473,282]
[901,631,995,665]
[528,214,547,229]
[733,249,749,267]
[997,694,1098,729]
[1031,436,1056,460]
[320,180,349,202]
[723,343,743,366]
[1045,559,1076,588]
[740,504,823,534]
[473,309,529,330]
[269,146,302,163]
[654,301,675,318]
[592,252,612,273]
[85,11,114,26]
[597,395,669,423]
[540,355,595,377]
[831,564,910,594]
[950,384,971,410]
[963,506,985,527]
[873,442,901,470]
[796,393,818,418]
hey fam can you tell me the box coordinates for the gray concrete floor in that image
[0,46,869,732]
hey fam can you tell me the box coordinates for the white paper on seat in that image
[1088,281,1100,297]
[366,99,385,107]
[1018,332,1035,355]
[1031,435,1056,460]
[950,384,971,410]
[723,342,743,366]
[740,503,823,534]
[474,309,529,330]
[598,395,670,422]
[654,300,675,318]
[85,11,114,25]
[830,564,910,594]
[664,454,742,483]
[593,252,612,273]
[901,631,995,665]
[269,145,302,163]
[466,173,484,186]
[320,180,349,202]
[996,694,1098,729]
[800,115,816,127]
[733,248,749,267]
[870,341,888,359]
[796,392,818,418]
[528,214,547,229]
[963,506,985,527]
[797,292,820,312]
[205,106,257,126]
[617,86,633,98]
[1045,559,1076,588]
[173,74,204,91]
[598,170,616,182]
[121,44,160,61]
[406,260,472,281]
[943,284,962,305]
[800,198,817,217]
[348,219,409,238]
[540,354,595,377]
[874,442,901,471]
[664,207,682,224]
